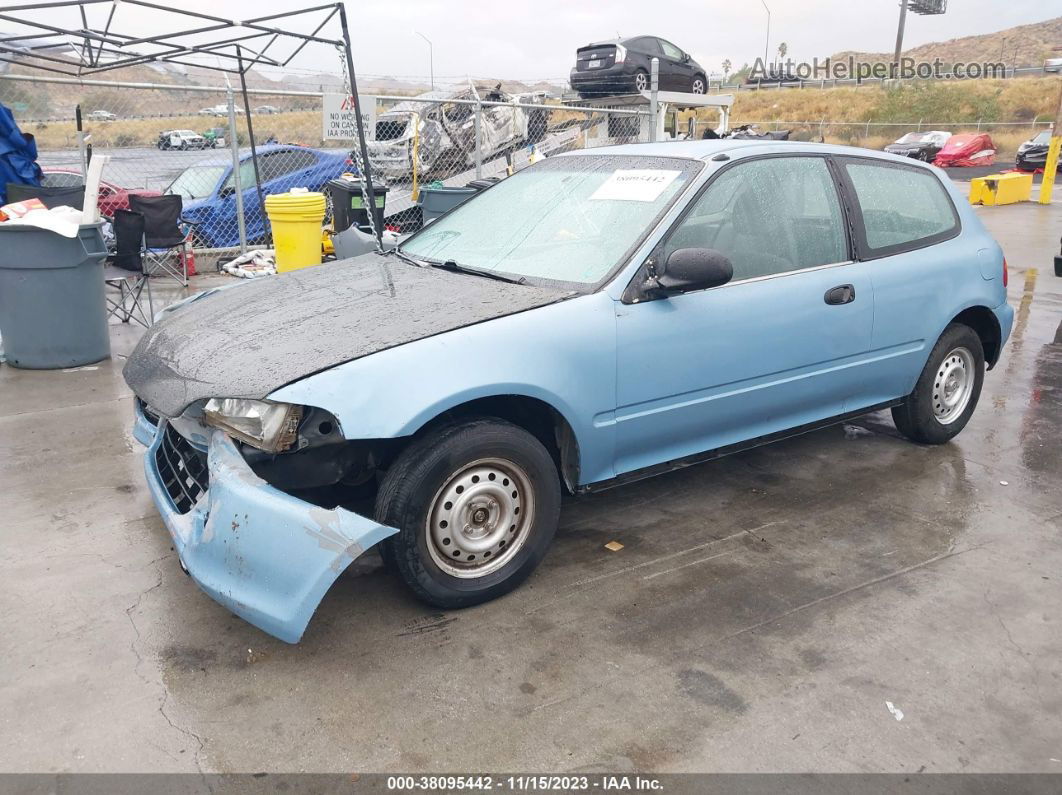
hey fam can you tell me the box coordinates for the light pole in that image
[415,31,434,90]
[893,0,909,77]
[759,0,770,69]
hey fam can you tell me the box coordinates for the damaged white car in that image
[366,85,550,180]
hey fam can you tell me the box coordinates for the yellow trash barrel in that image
[264,190,327,272]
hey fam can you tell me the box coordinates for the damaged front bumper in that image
[137,407,398,643]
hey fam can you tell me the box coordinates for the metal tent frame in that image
[0,0,382,244]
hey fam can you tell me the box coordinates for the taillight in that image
[614,44,627,64]
[1002,257,1008,287]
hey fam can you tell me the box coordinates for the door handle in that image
[824,284,856,305]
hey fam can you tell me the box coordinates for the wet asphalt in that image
[1,194,1060,774]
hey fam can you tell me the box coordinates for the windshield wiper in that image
[389,248,428,268]
[431,259,527,285]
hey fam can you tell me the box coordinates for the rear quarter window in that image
[843,159,959,256]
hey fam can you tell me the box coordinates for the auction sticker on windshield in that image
[590,169,682,202]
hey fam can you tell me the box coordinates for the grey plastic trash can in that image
[418,186,477,223]
[0,223,110,369]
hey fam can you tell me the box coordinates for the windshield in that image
[400,155,699,288]
[895,132,930,144]
[1032,131,1051,144]
[166,165,226,200]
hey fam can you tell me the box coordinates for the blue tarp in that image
[0,102,42,204]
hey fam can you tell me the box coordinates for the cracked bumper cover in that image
[141,419,398,643]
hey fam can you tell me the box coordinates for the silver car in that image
[367,86,549,180]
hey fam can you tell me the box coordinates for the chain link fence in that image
[3,72,652,262]
[362,88,650,229]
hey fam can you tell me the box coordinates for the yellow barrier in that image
[1038,135,1061,205]
[264,190,327,272]
[969,172,1033,206]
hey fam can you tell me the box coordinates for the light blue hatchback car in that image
[126,140,1013,643]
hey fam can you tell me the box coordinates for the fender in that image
[269,292,620,486]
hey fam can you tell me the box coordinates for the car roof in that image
[585,36,661,46]
[557,139,942,167]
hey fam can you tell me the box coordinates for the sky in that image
[4,0,1058,84]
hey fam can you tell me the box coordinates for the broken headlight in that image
[202,398,302,453]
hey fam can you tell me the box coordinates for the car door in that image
[833,156,965,408]
[613,154,874,476]
[657,38,693,91]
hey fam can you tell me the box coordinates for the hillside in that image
[831,15,1062,68]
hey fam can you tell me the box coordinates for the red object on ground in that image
[933,133,997,168]
[182,239,197,277]
[40,168,161,216]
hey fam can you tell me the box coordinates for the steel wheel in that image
[932,347,975,424]
[425,457,535,579]
[691,77,706,94]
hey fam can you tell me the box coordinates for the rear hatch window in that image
[576,44,618,71]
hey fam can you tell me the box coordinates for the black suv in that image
[570,36,707,98]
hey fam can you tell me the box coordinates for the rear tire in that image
[376,419,561,609]
[892,324,985,444]
[633,69,649,92]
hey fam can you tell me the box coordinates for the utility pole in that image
[893,0,909,77]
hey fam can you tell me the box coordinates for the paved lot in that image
[1,198,1060,774]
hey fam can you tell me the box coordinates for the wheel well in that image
[415,396,580,493]
[951,306,1001,368]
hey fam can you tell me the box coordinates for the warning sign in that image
[322,93,376,141]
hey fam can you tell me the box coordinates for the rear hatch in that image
[575,42,619,72]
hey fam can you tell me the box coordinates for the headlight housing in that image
[203,398,302,453]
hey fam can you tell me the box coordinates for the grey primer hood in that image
[124,254,568,418]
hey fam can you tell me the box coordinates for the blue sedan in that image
[165,144,349,248]
[127,140,1012,643]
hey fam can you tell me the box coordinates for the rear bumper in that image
[569,65,637,92]
[994,300,1015,362]
[140,418,398,643]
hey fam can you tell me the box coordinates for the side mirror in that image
[655,248,733,295]
[682,53,691,63]
[219,186,235,199]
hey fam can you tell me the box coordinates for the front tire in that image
[376,419,561,609]
[892,324,985,444]
[691,75,707,94]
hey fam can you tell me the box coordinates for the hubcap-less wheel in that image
[426,458,535,578]
[634,72,648,91]
[933,347,975,424]
[692,78,706,94]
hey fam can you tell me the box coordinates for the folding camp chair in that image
[104,209,154,327]
[5,181,85,209]
[128,194,197,287]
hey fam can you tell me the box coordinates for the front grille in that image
[136,397,161,427]
[154,423,209,514]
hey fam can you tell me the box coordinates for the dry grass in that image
[681,77,1059,157]
[28,110,328,151]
